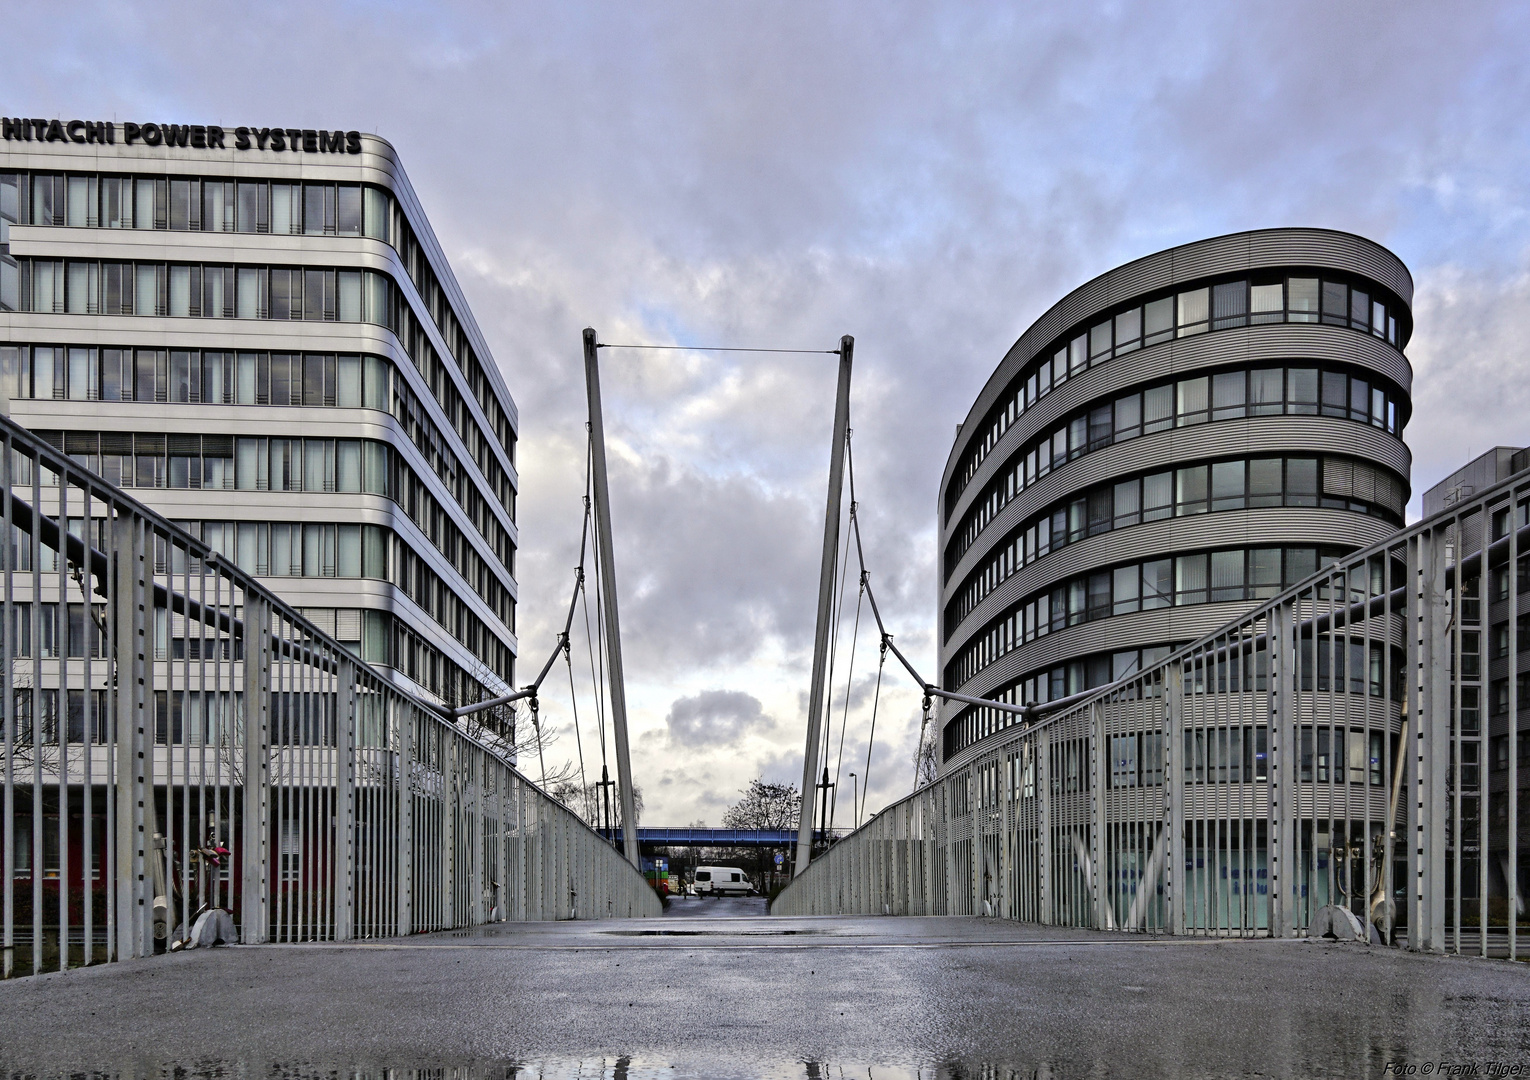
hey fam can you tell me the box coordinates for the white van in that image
[693,865,753,896]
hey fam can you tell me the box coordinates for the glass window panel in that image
[1250,548,1282,598]
[1143,559,1173,609]
[338,525,362,577]
[1069,335,1086,374]
[1371,387,1387,428]
[128,178,155,231]
[237,267,265,319]
[1249,368,1283,415]
[303,438,331,492]
[336,354,362,408]
[1143,472,1173,522]
[135,264,159,316]
[1114,393,1141,440]
[338,271,362,322]
[1287,368,1318,414]
[337,440,361,492]
[1113,479,1140,528]
[1089,321,1111,359]
[1114,308,1141,354]
[1088,405,1112,450]
[65,175,93,227]
[1286,547,1317,587]
[1350,289,1370,330]
[1210,550,1245,602]
[1211,371,1245,420]
[1321,371,1348,417]
[269,353,293,406]
[168,265,190,317]
[1287,458,1318,506]
[1176,288,1208,335]
[1350,378,1370,422]
[337,185,362,236]
[1175,465,1208,515]
[1321,281,1348,326]
[1051,428,1066,470]
[1212,281,1247,329]
[363,187,391,242]
[167,179,193,230]
[169,350,192,403]
[1248,458,1283,507]
[200,351,226,405]
[67,347,94,401]
[1143,385,1173,433]
[235,352,259,405]
[236,182,267,233]
[364,355,389,411]
[1176,376,1208,425]
[303,269,327,320]
[1372,300,1387,338]
[1211,461,1245,511]
[1113,566,1139,615]
[303,354,327,407]
[1144,296,1174,345]
[203,181,233,232]
[1176,554,1208,605]
[1250,282,1283,324]
[271,184,298,235]
[304,184,328,235]
[1288,277,1319,322]
[1068,416,1087,458]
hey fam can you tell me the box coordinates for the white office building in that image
[0,117,518,710]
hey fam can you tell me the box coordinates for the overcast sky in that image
[7,2,1530,826]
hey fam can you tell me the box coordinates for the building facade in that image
[937,229,1413,768]
[0,119,518,710]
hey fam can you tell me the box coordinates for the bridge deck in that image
[1,909,1524,1075]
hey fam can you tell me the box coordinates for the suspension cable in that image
[829,565,863,833]
[861,637,886,824]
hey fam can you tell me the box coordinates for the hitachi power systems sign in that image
[0,118,362,154]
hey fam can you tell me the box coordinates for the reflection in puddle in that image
[2,1063,1054,1080]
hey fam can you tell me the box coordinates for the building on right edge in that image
[937,229,1413,771]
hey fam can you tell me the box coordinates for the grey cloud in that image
[11,1,1530,822]
[666,689,774,748]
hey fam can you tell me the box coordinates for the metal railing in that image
[774,467,1528,958]
[0,415,658,978]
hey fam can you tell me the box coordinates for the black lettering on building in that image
[1,118,20,140]
[45,119,65,142]
[346,130,362,154]
[320,129,344,153]
[190,125,206,149]
[162,124,190,148]
[285,128,302,151]
[235,126,252,149]
[302,129,318,152]
[269,128,285,151]
[30,119,47,140]
[123,122,141,145]
[66,120,86,143]
[141,123,162,146]
[84,120,111,144]
[254,127,271,149]
[207,125,225,149]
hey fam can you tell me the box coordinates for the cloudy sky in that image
[7,1,1530,826]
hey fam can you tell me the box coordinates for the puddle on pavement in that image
[598,928,830,936]
[0,1064,1122,1080]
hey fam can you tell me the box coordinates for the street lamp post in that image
[849,772,858,830]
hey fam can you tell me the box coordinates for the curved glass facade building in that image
[938,229,1412,768]
[0,123,518,711]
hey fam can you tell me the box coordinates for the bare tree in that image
[548,778,642,829]
[913,721,940,790]
[721,778,800,831]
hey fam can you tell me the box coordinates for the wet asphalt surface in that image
[0,902,1527,1079]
